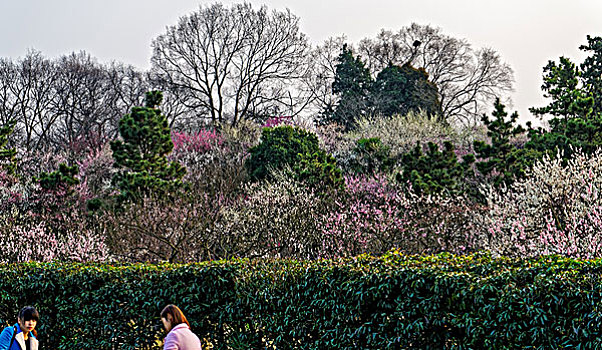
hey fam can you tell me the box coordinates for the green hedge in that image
[2,251,602,349]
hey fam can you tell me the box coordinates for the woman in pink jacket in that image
[160,305,202,350]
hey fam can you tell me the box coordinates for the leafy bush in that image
[4,252,602,348]
[345,137,395,175]
[37,163,79,192]
[246,125,321,181]
[0,261,238,349]
[246,126,342,191]
[294,150,344,192]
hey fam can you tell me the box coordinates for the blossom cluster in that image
[484,149,602,258]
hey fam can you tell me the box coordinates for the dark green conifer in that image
[398,141,475,196]
[110,91,185,202]
[322,44,373,130]
[474,98,527,187]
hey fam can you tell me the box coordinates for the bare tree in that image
[150,2,311,126]
[51,52,113,151]
[0,58,20,128]
[301,36,348,118]
[105,62,149,130]
[356,23,514,127]
[0,51,59,151]
[0,50,158,154]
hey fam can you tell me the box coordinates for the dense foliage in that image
[398,141,475,196]
[3,252,602,349]
[371,63,442,119]
[320,45,444,129]
[530,35,602,119]
[324,44,373,130]
[246,126,342,191]
[473,98,527,187]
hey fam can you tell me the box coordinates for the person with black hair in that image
[0,306,39,350]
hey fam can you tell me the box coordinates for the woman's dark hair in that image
[18,306,39,337]
[18,306,39,322]
[160,304,190,329]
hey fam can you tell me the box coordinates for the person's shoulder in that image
[0,326,13,335]
[0,326,14,340]
[163,329,179,350]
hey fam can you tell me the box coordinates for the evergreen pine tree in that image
[38,163,80,192]
[397,141,475,197]
[530,36,602,120]
[110,91,186,202]
[579,35,602,116]
[323,44,373,130]
[474,98,527,187]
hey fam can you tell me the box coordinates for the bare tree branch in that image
[149,3,311,126]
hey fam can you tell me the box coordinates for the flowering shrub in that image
[262,115,293,128]
[0,150,109,262]
[15,149,68,180]
[217,171,331,259]
[66,129,106,157]
[484,149,602,258]
[218,119,262,150]
[314,122,355,157]
[171,129,224,155]
[0,171,30,211]
[321,175,409,257]
[0,203,108,263]
[404,191,486,254]
[262,115,316,132]
[168,126,251,197]
[323,175,483,257]
[101,189,229,262]
[0,121,17,175]
[76,143,115,198]
[349,111,483,158]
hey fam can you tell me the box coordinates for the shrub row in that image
[2,251,602,349]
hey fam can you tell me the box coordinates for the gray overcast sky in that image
[1,0,601,124]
